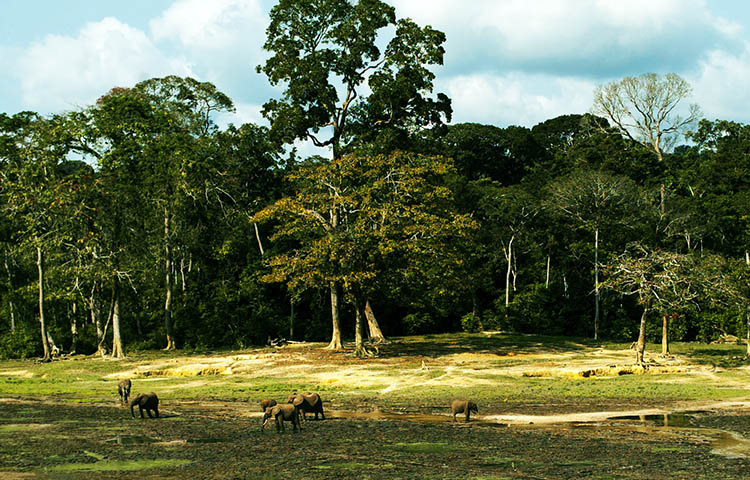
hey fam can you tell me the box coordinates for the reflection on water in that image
[609,413,696,428]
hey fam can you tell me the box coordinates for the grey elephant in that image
[130,393,159,418]
[117,379,131,404]
[262,404,299,433]
[287,392,325,420]
[260,398,277,411]
[450,399,478,422]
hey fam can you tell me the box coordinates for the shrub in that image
[0,329,40,359]
[461,312,482,333]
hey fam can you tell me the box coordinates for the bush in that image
[402,312,437,335]
[0,329,40,359]
[461,312,482,333]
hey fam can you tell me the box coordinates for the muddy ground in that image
[1,398,748,479]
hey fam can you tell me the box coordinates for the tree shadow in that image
[376,332,592,359]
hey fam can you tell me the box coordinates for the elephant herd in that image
[117,379,159,419]
[117,380,478,431]
[260,392,326,433]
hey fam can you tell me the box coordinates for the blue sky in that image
[2,0,750,156]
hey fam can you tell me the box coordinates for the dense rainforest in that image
[1,0,749,361]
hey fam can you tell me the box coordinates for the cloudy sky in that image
[2,0,750,156]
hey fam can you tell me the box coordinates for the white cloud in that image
[391,0,738,76]
[16,17,192,113]
[439,73,595,128]
[150,0,266,49]
[689,42,750,123]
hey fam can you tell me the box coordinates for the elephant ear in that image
[292,396,304,407]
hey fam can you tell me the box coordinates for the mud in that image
[1,398,749,479]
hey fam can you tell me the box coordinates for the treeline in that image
[1,0,749,360]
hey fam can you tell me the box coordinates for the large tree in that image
[592,73,700,164]
[258,0,451,349]
[604,244,699,364]
[548,170,645,340]
[253,151,475,355]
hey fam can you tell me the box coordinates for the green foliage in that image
[402,312,437,335]
[461,312,482,333]
[0,329,39,359]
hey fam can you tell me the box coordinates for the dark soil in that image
[0,399,747,479]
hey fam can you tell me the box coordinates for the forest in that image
[1,0,749,362]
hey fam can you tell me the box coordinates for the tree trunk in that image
[354,298,366,357]
[365,299,387,344]
[326,207,342,350]
[545,255,550,289]
[4,246,15,332]
[91,283,108,356]
[289,299,294,340]
[504,236,514,307]
[746,309,750,357]
[594,227,600,340]
[636,304,648,365]
[326,282,343,350]
[164,207,176,350]
[70,301,78,355]
[661,314,669,355]
[37,246,51,362]
[111,276,124,358]
[254,223,265,256]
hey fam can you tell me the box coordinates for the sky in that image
[2,0,750,157]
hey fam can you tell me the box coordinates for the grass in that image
[43,458,191,472]
[0,332,748,410]
[390,442,452,454]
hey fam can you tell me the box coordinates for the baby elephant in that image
[260,398,277,412]
[130,393,159,418]
[117,379,131,404]
[287,392,325,421]
[262,404,299,433]
[451,399,478,423]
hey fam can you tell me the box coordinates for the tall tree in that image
[258,0,451,349]
[132,76,234,350]
[1,113,81,361]
[592,73,700,164]
[253,152,475,355]
[603,245,699,364]
[548,170,645,340]
[592,73,700,214]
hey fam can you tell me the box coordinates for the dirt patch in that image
[2,399,749,479]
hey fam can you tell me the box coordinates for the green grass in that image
[0,333,748,409]
[390,442,452,454]
[43,458,191,472]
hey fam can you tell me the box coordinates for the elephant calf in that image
[130,393,159,419]
[451,399,478,423]
[287,392,325,421]
[118,379,131,404]
[260,398,277,412]
[262,404,299,433]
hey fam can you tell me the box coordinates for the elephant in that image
[451,399,478,422]
[260,398,277,412]
[130,393,159,418]
[287,392,325,420]
[117,379,131,404]
[262,404,299,433]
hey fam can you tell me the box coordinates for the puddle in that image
[609,413,697,428]
[327,408,449,423]
[712,431,750,459]
[598,412,750,459]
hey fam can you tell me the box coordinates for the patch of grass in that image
[390,441,452,454]
[313,462,390,470]
[43,458,191,472]
[650,446,692,453]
